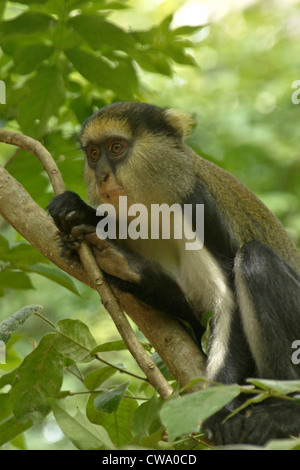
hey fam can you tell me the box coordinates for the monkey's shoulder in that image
[191,154,300,271]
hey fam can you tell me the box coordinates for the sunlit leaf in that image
[68,15,135,52]
[161,384,240,441]
[27,265,80,296]
[18,65,65,137]
[51,400,115,450]
[247,378,300,395]
[65,47,137,99]
[54,319,97,362]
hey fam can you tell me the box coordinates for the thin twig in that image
[0,129,65,195]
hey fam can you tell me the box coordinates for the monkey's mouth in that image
[96,184,126,203]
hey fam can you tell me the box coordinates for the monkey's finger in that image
[65,210,87,228]
[71,224,96,240]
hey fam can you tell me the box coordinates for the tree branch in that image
[0,130,206,394]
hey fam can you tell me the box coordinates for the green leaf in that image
[94,381,130,413]
[265,438,300,450]
[54,319,97,362]
[0,369,18,389]
[167,45,197,67]
[10,334,64,423]
[91,340,128,354]
[6,243,47,265]
[131,393,162,442]
[0,271,34,291]
[68,15,135,52]
[0,394,11,422]
[90,339,149,356]
[200,311,213,355]
[65,48,137,99]
[0,338,23,372]
[151,352,173,380]
[247,378,300,395]
[78,0,130,12]
[0,12,54,36]
[18,65,65,137]
[172,25,205,36]
[161,384,241,441]
[131,49,172,76]
[13,44,54,74]
[84,367,116,391]
[0,305,42,343]
[3,149,49,206]
[65,47,111,87]
[27,265,80,296]
[87,391,138,447]
[9,0,48,3]
[0,235,9,257]
[70,95,94,123]
[140,427,165,448]
[50,400,115,450]
[0,416,32,448]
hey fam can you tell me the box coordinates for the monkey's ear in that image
[163,108,195,139]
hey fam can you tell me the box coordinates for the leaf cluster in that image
[1,308,300,450]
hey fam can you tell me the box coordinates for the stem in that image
[0,129,66,195]
[34,311,57,329]
[93,354,148,382]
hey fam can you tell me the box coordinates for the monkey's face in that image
[80,102,197,210]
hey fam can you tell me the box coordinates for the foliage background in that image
[0,0,300,450]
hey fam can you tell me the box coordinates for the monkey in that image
[48,101,300,446]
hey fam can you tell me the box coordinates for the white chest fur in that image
[126,236,235,379]
[144,238,235,379]
[176,244,235,379]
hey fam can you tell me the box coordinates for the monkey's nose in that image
[101,173,109,183]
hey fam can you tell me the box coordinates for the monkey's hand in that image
[48,191,142,283]
[47,190,98,233]
[48,192,139,284]
[69,224,141,284]
[47,190,100,261]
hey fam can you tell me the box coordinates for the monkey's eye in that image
[89,146,100,161]
[109,141,125,156]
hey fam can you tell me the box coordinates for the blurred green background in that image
[0,0,300,449]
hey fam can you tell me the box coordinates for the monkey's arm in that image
[82,228,197,327]
[48,191,201,342]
